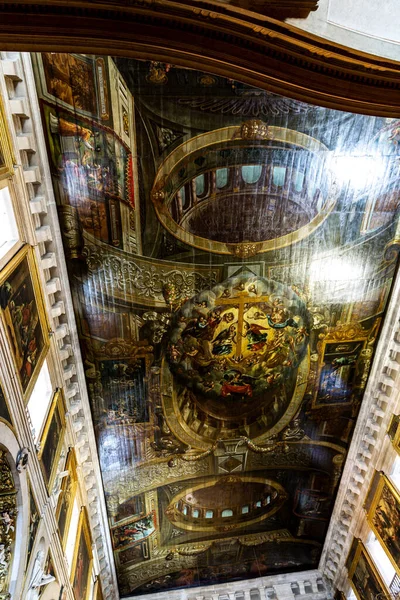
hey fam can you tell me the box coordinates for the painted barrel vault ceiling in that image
[32,53,400,597]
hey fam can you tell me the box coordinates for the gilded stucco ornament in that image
[233,119,271,140]
[82,236,219,306]
[0,450,17,600]
[58,205,82,259]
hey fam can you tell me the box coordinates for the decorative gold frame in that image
[367,472,400,576]
[70,507,93,600]
[56,446,78,549]
[312,333,368,409]
[38,388,66,492]
[0,244,50,401]
[94,579,104,600]
[348,541,391,600]
[388,413,400,455]
[0,93,14,181]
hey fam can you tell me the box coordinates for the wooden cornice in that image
[0,0,400,116]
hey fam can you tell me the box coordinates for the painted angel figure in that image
[0,543,8,570]
[26,550,56,600]
[1,511,14,534]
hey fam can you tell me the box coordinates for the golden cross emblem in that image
[216,290,271,360]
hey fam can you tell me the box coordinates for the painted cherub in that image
[1,511,14,534]
[0,544,8,569]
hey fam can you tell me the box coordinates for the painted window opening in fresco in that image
[216,167,229,189]
[0,183,19,265]
[30,51,400,597]
[27,359,52,444]
[272,166,286,187]
[294,171,305,193]
[195,174,205,196]
[242,165,262,185]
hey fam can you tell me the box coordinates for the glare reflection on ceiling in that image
[309,256,367,301]
[329,154,388,192]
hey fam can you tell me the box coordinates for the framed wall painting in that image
[0,94,14,181]
[367,473,400,576]
[388,413,400,455]
[34,52,109,120]
[94,579,104,600]
[56,447,78,548]
[26,480,40,568]
[348,541,390,600]
[312,336,367,408]
[38,389,66,492]
[0,244,49,401]
[0,379,12,426]
[71,508,93,600]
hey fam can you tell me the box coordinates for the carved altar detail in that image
[0,449,17,600]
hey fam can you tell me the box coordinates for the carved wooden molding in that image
[189,0,320,20]
[0,1,399,115]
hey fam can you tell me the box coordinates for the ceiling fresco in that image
[32,53,400,597]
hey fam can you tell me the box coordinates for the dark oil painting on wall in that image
[32,51,400,596]
[27,482,40,568]
[56,448,77,548]
[348,541,390,600]
[367,474,400,576]
[71,509,93,600]
[0,94,13,181]
[0,382,12,426]
[0,245,49,401]
[38,389,66,492]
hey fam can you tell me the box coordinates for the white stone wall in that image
[0,52,117,600]
[319,230,400,594]
[128,570,331,600]
[288,0,400,61]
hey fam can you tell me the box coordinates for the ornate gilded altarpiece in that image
[0,448,16,600]
[32,54,400,597]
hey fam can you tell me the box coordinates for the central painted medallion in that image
[166,275,310,442]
